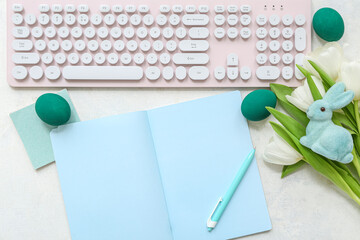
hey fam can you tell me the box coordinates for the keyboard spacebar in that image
[63,66,143,80]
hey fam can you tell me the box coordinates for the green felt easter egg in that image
[241,90,277,121]
[35,93,71,126]
[313,8,344,42]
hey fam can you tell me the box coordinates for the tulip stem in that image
[352,101,360,178]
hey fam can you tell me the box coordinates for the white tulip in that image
[303,42,343,80]
[263,133,303,165]
[285,76,326,112]
[338,61,360,100]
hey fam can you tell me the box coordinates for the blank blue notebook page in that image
[148,91,272,240]
[50,111,172,240]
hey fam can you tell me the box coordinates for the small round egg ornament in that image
[35,93,71,126]
[313,8,345,42]
[241,89,277,121]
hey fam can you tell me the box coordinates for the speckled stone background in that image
[1,1,360,239]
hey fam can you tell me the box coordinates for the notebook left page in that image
[50,111,173,240]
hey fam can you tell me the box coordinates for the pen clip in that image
[207,197,222,228]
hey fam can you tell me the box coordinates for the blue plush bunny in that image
[300,82,355,164]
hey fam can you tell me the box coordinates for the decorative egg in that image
[35,93,71,126]
[241,89,277,121]
[313,8,344,42]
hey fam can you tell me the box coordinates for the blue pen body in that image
[208,149,255,232]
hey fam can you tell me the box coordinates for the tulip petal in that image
[339,61,360,100]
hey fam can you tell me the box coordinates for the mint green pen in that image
[207,149,255,232]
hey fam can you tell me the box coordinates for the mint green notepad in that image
[10,89,80,169]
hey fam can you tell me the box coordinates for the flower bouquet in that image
[263,43,360,206]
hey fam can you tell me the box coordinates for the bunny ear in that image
[329,91,354,110]
[323,82,346,102]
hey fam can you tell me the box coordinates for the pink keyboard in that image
[7,0,311,88]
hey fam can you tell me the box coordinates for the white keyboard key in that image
[256,53,267,65]
[138,5,149,13]
[282,15,293,26]
[147,53,158,65]
[295,14,306,26]
[185,5,196,13]
[12,66,27,80]
[104,14,115,26]
[269,53,281,65]
[38,14,50,25]
[182,14,209,26]
[179,40,209,52]
[107,53,119,65]
[94,53,105,64]
[52,4,62,13]
[124,27,135,38]
[169,14,180,26]
[12,14,23,25]
[160,5,171,13]
[176,66,187,80]
[114,40,125,52]
[125,5,136,14]
[282,40,294,52]
[126,40,137,52]
[227,15,238,26]
[256,15,267,26]
[88,40,99,51]
[63,66,143,80]
[85,27,96,39]
[227,67,239,80]
[134,53,145,65]
[78,5,89,13]
[240,15,251,26]
[39,4,50,13]
[32,27,43,38]
[71,27,82,38]
[100,5,111,13]
[269,40,280,52]
[121,53,132,64]
[173,53,209,65]
[176,27,187,39]
[61,40,73,51]
[256,28,267,39]
[29,66,43,80]
[156,14,167,26]
[42,53,53,64]
[240,66,252,80]
[98,27,109,39]
[199,5,209,13]
[13,4,23,12]
[256,66,280,80]
[55,53,66,64]
[140,40,151,52]
[163,27,174,39]
[65,14,76,25]
[282,53,294,65]
[269,15,280,26]
[150,27,161,39]
[166,40,177,52]
[240,5,251,13]
[113,5,123,13]
[160,53,171,65]
[214,15,226,26]
[189,66,209,80]
[68,53,79,65]
[282,27,293,39]
[189,27,209,39]
[78,14,89,26]
[143,14,154,26]
[45,66,61,80]
[12,40,33,51]
[214,27,225,39]
[240,28,251,39]
[117,14,128,26]
[227,5,238,13]
[74,40,86,51]
[269,27,280,39]
[81,53,92,65]
[163,66,174,80]
[91,14,102,26]
[35,40,46,51]
[214,5,225,13]
[295,28,306,52]
[25,14,37,25]
[282,66,294,80]
[101,40,112,52]
[295,53,305,80]
[214,66,225,80]
[48,40,60,51]
[146,67,161,80]
[110,27,122,39]
[45,27,56,38]
[130,14,141,26]
[256,40,267,52]
[227,53,238,66]
[58,27,70,38]
[153,40,164,52]
[65,4,76,13]
[173,5,183,13]
[227,27,238,39]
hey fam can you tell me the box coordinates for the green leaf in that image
[270,83,294,103]
[281,160,306,178]
[277,99,309,127]
[308,60,336,87]
[333,112,358,134]
[269,121,300,152]
[306,75,323,101]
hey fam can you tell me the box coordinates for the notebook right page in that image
[147,91,271,240]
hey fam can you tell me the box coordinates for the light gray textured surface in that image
[1,1,360,239]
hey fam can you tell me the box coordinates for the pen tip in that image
[208,227,213,232]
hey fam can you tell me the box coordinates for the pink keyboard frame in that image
[7,0,312,88]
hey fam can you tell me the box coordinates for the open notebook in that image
[50,91,271,240]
